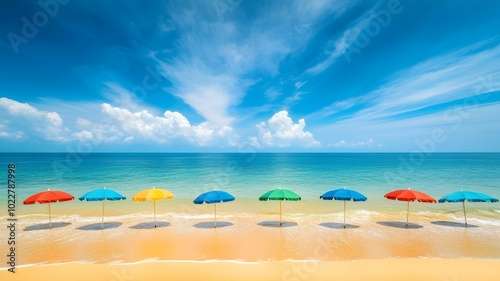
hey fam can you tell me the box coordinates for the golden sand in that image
[3,213,499,263]
[2,259,500,281]
[2,200,499,280]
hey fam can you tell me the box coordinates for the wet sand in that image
[1,199,499,280]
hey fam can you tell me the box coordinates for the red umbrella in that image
[23,189,74,229]
[384,188,436,227]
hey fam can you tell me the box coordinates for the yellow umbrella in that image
[132,187,174,228]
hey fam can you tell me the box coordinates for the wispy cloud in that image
[305,7,377,75]
[348,41,500,122]
[101,82,146,112]
[154,0,351,125]
[330,138,382,148]
[313,40,500,150]
[285,91,309,104]
[306,95,370,120]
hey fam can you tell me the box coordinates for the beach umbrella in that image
[78,187,126,229]
[320,187,367,228]
[384,188,436,227]
[259,188,301,226]
[193,190,235,228]
[132,187,174,228]
[438,190,499,226]
[23,189,74,229]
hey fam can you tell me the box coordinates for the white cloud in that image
[0,122,25,140]
[331,138,382,148]
[0,98,239,147]
[0,97,68,141]
[251,110,319,147]
[72,103,238,146]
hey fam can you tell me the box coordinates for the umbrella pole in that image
[343,201,346,228]
[102,199,105,229]
[406,201,410,228]
[279,201,282,226]
[154,200,157,228]
[463,201,467,226]
[48,202,52,229]
[214,204,217,228]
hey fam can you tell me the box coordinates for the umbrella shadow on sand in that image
[129,221,170,229]
[377,221,423,229]
[24,222,71,231]
[77,222,122,231]
[258,221,298,228]
[430,221,479,228]
[193,221,233,229]
[319,222,360,229]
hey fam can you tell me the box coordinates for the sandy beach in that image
[3,259,500,281]
[2,206,500,280]
[1,154,499,280]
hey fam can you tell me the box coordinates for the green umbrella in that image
[259,188,301,226]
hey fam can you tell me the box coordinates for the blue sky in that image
[1,0,499,152]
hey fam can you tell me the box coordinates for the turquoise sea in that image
[1,153,499,217]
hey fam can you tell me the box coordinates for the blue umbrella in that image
[438,190,498,226]
[320,187,367,228]
[79,187,126,228]
[194,190,235,228]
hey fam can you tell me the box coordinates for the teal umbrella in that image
[320,187,368,228]
[79,187,126,229]
[259,188,301,226]
[439,190,498,226]
[194,190,235,228]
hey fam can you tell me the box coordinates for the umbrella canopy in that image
[320,188,367,201]
[132,187,174,228]
[193,190,235,228]
[23,189,74,229]
[438,190,498,226]
[320,188,367,227]
[259,189,301,226]
[385,189,436,203]
[79,187,126,229]
[384,188,436,227]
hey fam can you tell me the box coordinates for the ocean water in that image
[1,153,499,217]
[1,152,499,198]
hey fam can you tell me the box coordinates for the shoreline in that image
[2,213,499,265]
